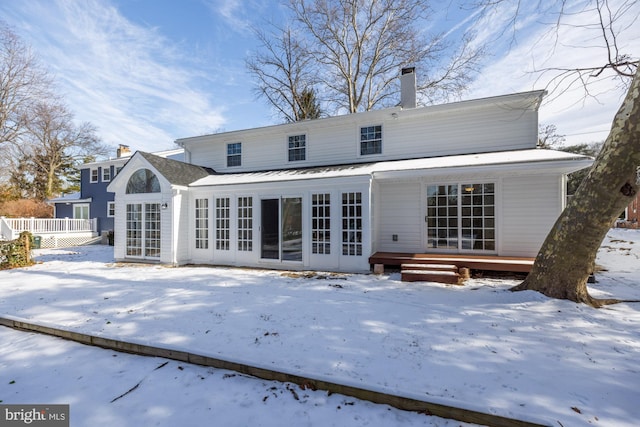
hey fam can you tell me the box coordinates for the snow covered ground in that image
[1,228,638,427]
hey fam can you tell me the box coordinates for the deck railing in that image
[0,217,98,240]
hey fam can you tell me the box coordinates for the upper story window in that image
[126,169,160,194]
[115,166,123,176]
[288,134,306,162]
[90,168,99,183]
[227,143,242,167]
[360,125,382,155]
[102,166,111,182]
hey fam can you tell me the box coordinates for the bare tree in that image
[512,67,639,307]
[11,101,108,200]
[247,26,320,123]
[0,21,53,178]
[248,0,485,118]
[470,0,639,306]
[537,123,566,148]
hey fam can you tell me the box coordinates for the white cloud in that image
[2,0,227,154]
[466,0,638,145]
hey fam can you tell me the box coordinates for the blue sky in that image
[1,0,637,154]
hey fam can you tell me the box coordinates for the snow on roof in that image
[190,149,592,187]
[47,192,92,204]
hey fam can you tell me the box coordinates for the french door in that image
[426,183,495,252]
[126,203,161,259]
[261,197,302,261]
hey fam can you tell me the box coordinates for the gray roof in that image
[138,151,214,186]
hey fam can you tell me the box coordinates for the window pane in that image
[360,125,382,155]
[342,192,363,256]
[312,193,331,254]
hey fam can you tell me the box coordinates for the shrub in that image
[0,231,34,269]
[0,199,53,218]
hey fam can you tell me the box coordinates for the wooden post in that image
[23,233,31,265]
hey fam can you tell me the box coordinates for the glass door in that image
[125,203,160,259]
[426,185,458,250]
[261,199,279,259]
[426,183,495,252]
[261,197,302,261]
[281,197,302,261]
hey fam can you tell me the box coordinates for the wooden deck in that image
[369,252,535,273]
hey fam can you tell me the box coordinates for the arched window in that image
[126,169,160,194]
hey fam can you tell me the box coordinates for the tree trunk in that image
[512,67,640,307]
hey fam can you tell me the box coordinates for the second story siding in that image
[177,90,544,173]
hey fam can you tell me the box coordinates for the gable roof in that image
[138,151,214,186]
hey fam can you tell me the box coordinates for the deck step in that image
[401,270,462,285]
[401,263,458,272]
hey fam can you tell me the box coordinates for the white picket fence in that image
[0,217,98,248]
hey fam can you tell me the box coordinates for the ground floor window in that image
[427,183,495,251]
[144,203,161,258]
[126,203,161,258]
[237,196,253,251]
[312,193,331,254]
[342,192,362,256]
[126,204,142,256]
[74,203,89,219]
[215,197,230,250]
[195,198,209,249]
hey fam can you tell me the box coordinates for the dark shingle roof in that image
[138,151,215,186]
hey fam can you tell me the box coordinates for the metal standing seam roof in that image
[188,149,593,187]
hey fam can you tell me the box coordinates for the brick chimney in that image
[117,144,131,158]
[400,67,416,109]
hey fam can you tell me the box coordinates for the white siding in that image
[172,189,190,265]
[180,91,542,173]
[500,174,564,257]
[375,181,423,252]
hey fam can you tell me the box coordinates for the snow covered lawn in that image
[1,229,639,426]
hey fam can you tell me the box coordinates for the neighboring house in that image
[107,69,593,272]
[49,145,184,238]
[619,192,639,228]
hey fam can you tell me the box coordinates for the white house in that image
[107,69,592,272]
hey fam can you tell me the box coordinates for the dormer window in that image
[360,125,382,155]
[288,134,306,162]
[227,143,242,167]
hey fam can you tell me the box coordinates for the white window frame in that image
[341,192,363,256]
[102,166,111,182]
[215,197,231,251]
[237,196,253,251]
[359,125,383,156]
[195,198,209,250]
[227,142,242,167]
[425,182,497,253]
[312,193,331,255]
[288,134,306,162]
[107,202,115,218]
[90,168,99,183]
[74,203,90,220]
